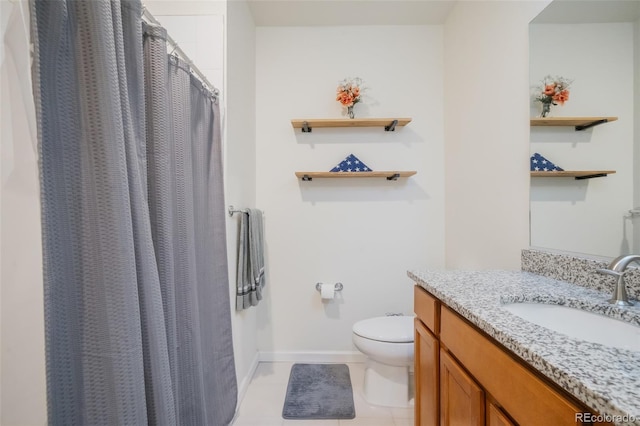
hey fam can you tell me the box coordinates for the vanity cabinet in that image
[413,285,612,426]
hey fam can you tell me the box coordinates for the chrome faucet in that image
[597,254,640,306]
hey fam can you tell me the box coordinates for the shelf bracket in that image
[301,174,312,181]
[575,119,608,131]
[574,173,608,180]
[384,119,398,132]
[386,173,400,181]
[301,121,312,133]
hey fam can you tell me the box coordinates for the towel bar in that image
[228,205,248,217]
[315,282,343,292]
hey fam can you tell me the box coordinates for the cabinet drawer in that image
[440,306,585,426]
[414,285,439,334]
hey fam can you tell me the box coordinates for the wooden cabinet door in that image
[415,319,439,426]
[440,349,484,426]
[487,400,515,426]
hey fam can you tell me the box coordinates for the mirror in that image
[529,0,640,258]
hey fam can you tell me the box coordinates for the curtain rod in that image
[141,6,220,99]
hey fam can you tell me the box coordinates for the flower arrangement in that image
[533,75,572,117]
[336,77,364,118]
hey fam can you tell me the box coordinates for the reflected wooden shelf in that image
[530,170,616,180]
[530,116,617,131]
[291,118,412,132]
[295,171,417,181]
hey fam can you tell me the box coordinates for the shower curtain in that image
[31,0,236,424]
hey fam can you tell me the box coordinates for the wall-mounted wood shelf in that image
[291,118,412,132]
[295,171,417,181]
[530,170,616,180]
[530,117,617,131]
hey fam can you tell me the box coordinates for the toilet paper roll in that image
[320,283,335,300]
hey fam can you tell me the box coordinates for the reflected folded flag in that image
[330,154,371,172]
[530,152,563,172]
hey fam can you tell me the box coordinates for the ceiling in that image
[533,0,640,23]
[245,0,458,26]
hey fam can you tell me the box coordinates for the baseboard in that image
[233,351,260,421]
[258,350,366,364]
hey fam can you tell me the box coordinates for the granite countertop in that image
[408,269,640,426]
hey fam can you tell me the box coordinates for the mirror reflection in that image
[529,0,640,257]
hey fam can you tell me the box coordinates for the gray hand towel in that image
[236,208,265,310]
[248,208,265,290]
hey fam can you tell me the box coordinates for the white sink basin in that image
[502,303,640,352]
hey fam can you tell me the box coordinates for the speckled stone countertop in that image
[408,270,640,426]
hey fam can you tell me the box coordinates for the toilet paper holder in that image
[315,282,343,292]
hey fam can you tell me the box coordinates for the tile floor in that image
[232,362,414,426]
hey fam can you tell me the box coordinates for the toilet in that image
[352,316,414,407]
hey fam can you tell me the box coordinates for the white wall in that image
[529,23,635,257]
[634,17,640,253]
[146,0,226,102]
[154,14,224,92]
[225,0,259,395]
[443,1,549,270]
[0,1,47,424]
[145,1,225,18]
[255,25,445,354]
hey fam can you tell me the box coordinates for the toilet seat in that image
[353,316,414,343]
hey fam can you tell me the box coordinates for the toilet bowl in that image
[352,316,414,407]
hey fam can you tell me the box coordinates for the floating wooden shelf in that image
[291,118,412,132]
[295,171,417,181]
[530,170,616,180]
[530,117,617,131]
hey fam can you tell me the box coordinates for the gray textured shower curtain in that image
[31,0,236,424]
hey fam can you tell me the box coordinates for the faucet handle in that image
[596,268,624,277]
[597,268,634,306]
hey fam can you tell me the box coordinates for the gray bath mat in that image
[282,363,356,419]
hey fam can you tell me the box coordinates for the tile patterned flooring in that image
[232,362,414,426]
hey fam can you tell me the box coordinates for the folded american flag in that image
[330,154,371,172]
[530,152,563,171]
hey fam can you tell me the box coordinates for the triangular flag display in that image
[530,153,564,172]
[330,154,372,172]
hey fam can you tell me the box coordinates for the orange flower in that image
[543,84,556,96]
[552,90,569,105]
[339,93,354,106]
[336,77,364,108]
